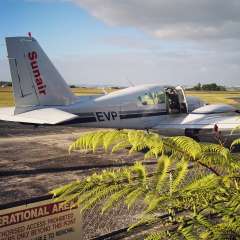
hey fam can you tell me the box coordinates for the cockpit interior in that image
[137,86,188,114]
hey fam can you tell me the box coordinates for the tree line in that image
[190,83,226,91]
[0,81,12,87]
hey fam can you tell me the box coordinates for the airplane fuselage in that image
[57,84,240,144]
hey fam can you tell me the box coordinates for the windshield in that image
[137,90,166,105]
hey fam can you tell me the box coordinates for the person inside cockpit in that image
[166,88,180,113]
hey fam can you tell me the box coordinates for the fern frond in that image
[178,225,196,240]
[144,149,158,159]
[69,131,96,152]
[51,180,80,197]
[165,136,201,159]
[144,195,169,214]
[171,158,189,193]
[228,191,240,211]
[91,131,108,152]
[131,161,147,183]
[212,221,240,239]
[79,184,123,212]
[144,134,164,158]
[200,143,231,161]
[144,231,167,240]
[195,213,212,229]
[182,174,219,193]
[102,130,121,151]
[102,186,133,213]
[111,140,130,153]
[128,130,148,153]
[230,138,240,150]
[125,187,145,209]
[156,155,171,192]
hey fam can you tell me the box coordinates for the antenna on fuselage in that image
[125,76,135,87]
[28,32,32,39]
[101,87,108,95]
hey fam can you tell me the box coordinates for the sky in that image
[0,0,240,87]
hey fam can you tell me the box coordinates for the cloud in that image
[70,0,240,40]
[7,0,239,87]
[51,50,240,87]
[1,47,240,87]
[60,0,240,86]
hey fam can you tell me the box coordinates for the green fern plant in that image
[52,130,240,239]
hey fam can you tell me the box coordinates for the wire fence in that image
[83,200,144,239]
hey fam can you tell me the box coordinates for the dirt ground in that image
[0,121,144,205]
[0,122,152,239]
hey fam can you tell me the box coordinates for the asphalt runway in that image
[0,121,145,205]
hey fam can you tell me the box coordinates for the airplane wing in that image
[153,115,240,131]
[151,110,240,142]
[0,107,78,125]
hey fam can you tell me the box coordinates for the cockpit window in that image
[138,91,166,105]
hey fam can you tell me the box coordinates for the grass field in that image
[0,87,14,107]
[0,87,110,107]
[186,90,240,108]
[1,87,240,108]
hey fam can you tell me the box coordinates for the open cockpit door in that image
[165,86,188,114]
[175,86,188,113]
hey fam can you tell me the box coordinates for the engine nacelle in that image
[186,96,205,112]
[192,104,237,114]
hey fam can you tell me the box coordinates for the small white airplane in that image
[0,36,240,143]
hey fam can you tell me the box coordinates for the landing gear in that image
[185,128,200,142]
